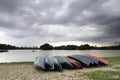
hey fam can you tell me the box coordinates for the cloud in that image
[0,0,120,46]
[0,0,18,13]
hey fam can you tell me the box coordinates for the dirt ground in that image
[0,63,119,80]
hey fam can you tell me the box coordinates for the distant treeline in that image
[0,44,39,50]
[0,43,120,50]
[40,43,120,50]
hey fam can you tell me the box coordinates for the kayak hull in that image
[44,57,54,70]
[86,55,109,65]
[66,57,83,69]
[68,55,91,67]
[34,56,45,70]
[80,55,99,65]
[55,56,73,69]
[51,57,62,71]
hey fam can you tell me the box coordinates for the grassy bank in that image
[104,56,120,65]
[84,70,120,80]
[80,56,120,80]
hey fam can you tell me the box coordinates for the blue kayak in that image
[80,55,99,64]
[44,57,54,70]
[51,57,62,71]
[54,56,73,69]
[34,56,45,70]
[68,55,91,67]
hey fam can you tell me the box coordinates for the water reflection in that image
[0,50,120,63]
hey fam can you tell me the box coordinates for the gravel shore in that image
[0,63,118,80]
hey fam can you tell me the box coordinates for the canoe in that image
[54,56,73,69]
[51,57,62,71]
[86,55,109,65]
[80,55,99,64]
[68,55,92,67]
[78,55,94,64]
[44,57,54,70]
[34,56,45,70]
[66,57,83,69]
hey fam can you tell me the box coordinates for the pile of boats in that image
[34,55,109,71]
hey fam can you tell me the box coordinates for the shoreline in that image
[0,57,120,80]
[0,56,119,64]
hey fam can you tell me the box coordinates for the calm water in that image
[0,50,120,63]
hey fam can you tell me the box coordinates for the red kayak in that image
[66,57,83,69]
[86,55,109,65]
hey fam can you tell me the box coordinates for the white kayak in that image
[34,56,45,70]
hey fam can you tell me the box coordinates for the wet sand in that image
[0,63,119,80]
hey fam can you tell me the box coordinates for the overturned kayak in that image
[55,56,73,69]
[80,55,99,64]
[51,57,62,71]
[66,57,83,69]
[86,55,109,65]
[44,57,54,70]
[34,56,45,70]
[68,55,92,67]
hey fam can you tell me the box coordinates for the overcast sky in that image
[0,0,120,47]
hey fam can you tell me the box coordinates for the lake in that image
[0,50,120,63]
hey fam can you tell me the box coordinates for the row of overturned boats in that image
[34,55,109,71]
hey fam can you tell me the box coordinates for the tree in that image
[78,44,91,50]
[40,43,53,50]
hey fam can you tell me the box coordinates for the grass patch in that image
[80,56,120,80]
[84,70,120,80]
[103,56,120,65]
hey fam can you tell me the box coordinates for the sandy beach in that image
[0,63,119,80]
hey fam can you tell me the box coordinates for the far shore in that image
[0,56,120,80]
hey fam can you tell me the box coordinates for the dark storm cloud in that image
[0,19,15,28]
[0,0,120,46]
[0,0,18,13]
[105,20,120,38]
[68,0,120,41]
[0,0,31,13]
[0,0,31,29]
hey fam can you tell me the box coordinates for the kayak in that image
[86,55,109,65]
[54,56,73,69]
[34,56,45,70]
[44,57,54,70]
[68,55,92,67]
[51,57,62,71]
[80,55,99,64]
[66,57,83,69]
